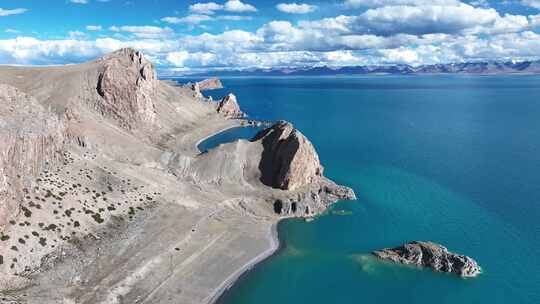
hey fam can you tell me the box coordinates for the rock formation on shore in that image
[0,48,355,302]
[216,93,244,118]
[373,241,481,277]
[197,78,223,91]
[252,121,355,217]
[252,121,322,191]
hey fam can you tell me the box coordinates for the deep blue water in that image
[186,76,540,304]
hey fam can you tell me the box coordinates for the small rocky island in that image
[373,241,481,277]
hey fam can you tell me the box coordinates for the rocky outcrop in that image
[197,78,223,91]
[250,121,355,216]
[252,121,323,191]
[0,84,66,227]
[96,48,158,130]
[188,82,204,99]
[270,178,356,217]
[216,93,244,118]
[373,241,481,277]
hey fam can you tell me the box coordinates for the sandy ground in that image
[205,223,280,304]
[0,120,281,304]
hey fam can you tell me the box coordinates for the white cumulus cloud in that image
[356,3,499,35]
[276,3,317,14]
[109,25,174,38]
[344,0,459,8]
[224,0,257,12]
[522,0,540,9]
[189,2,224,14]
[161,15,214,25]
[86,25,103,31]
[69,31,86,39]
[3,1,540,72]
[0,8,27,16]
[166,51,190,66]
[217,15,253,21]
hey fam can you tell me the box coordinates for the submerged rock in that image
[252,121,323,191]
[373,241,481,277]
[216,93,244,118]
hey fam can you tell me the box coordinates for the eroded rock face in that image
[373,241,481,277]
[252,121,323,191]
[197,78,223,91]
[188,82,204,99]
[217,93,244,118]
[96,48,158,129]
[0,84,66,227]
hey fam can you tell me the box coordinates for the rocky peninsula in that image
[0,48,354,303]
[216,93,244,118]
[373,241,481,277]
[197,77,224,91]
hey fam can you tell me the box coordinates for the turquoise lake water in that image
[183,76,540,304]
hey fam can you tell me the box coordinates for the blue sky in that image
[1,0,540,73]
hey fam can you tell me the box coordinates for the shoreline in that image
[194,124,283,304]
[194,119,268,153]
[205,221,283,304]
[194,120,244,153]
[195,126,239,152]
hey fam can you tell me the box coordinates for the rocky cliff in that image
[373,241,481,277]
[96,48,158,130]
[253,121,355,217]
[252,121,322,191]
[0,84,66,228]
[216,93,244,118]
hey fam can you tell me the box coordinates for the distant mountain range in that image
[187,60,540,77]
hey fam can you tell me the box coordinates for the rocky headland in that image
[216,93,244,118]
[373,241,481,277]
[197,77,223,91]
[0,48,354,303]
